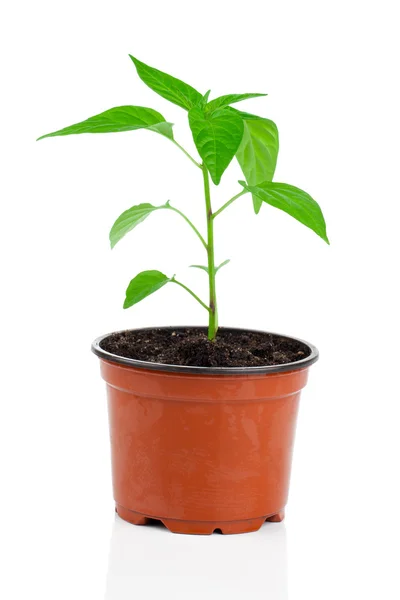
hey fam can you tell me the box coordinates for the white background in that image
[1,0,400,598]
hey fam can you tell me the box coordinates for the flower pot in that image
[92,327,318,535]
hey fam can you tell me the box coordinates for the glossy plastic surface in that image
[99,358,311,534]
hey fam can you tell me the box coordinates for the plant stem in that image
[202,164,218,340]
[168,205,207,249]
[212,189,248,219]
[172,140,202,168]
[172,279,210,313]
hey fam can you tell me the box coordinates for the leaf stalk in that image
[171,140,202,168]
[172,279,210,312]
[168,205,207,249]
[212,189,248,219]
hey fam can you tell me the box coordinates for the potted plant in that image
[38,55,329,535]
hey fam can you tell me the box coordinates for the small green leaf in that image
[110,202,168,249]
[190,258,230,274]
[123,270,171,309]
[190,264,209,273]
[37,106,174,141]
[232,108,279,214]
[188,107,244,185]
[206,93,267,113]
[202,90,212,105]
[216,259,231,272]
[240,181,329,243]
[129,55,202,111]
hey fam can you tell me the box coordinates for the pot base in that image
[115,504,285,535]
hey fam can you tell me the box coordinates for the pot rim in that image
[91,326,319,375]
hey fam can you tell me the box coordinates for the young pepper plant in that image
[38,55,329,341]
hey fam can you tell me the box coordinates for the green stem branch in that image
[212,189,248,219]
[172,140,202,168]
[172,279,210,313]
[168,205,207,249]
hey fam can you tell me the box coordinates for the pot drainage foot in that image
[161,517,268,535]
[116,504,285,534]
[265,510,285,523]
[116,505,152,526]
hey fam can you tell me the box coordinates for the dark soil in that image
[100,328,310,368]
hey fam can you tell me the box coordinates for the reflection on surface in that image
[105,516,288,599]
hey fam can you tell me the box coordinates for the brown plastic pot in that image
[92,327,318,535]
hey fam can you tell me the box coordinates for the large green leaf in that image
[228,108,266,121]
[233,109,279,214]
[110,202,169,249]
[188,107,244,185]
[124,270,171,308]
[240,180,329,243]
[37,106,174,140]
[206,93,267,113]
[129,55,202,111]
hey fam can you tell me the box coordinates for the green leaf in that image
[190,264,209,273]
[216,259,230,272]
[123,270,171,309]
[188,107,244,185]
[147,122,174,139]
[110,202,169,249]
[206,93,267,113]
[202,90,211,105]
[37,106,174,141]
[190,258,230,274]
[233,109,279,214]
[129,55,202,111]
[240,181,329,243]
[228,108,266,121]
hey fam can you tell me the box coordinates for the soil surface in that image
[100,328,311,368]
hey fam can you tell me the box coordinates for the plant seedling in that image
[38,55,329,341]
